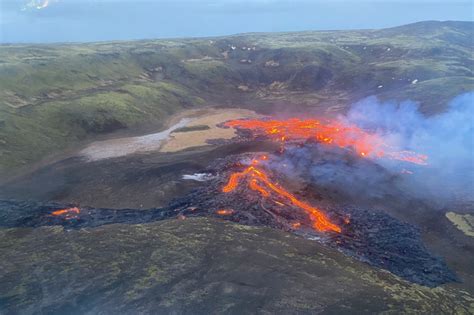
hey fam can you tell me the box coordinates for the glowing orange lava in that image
[51,207,80,216]
[225,118,427,165]
[216,209,234,216]
[292,222,302,229]
[222,159,341,233]
[249,178,270,197]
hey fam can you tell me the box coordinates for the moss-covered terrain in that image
[446,212,474,237]
[1,218,472,314]
[0,21,472,174]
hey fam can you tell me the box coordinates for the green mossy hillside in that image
[0,21,472,173]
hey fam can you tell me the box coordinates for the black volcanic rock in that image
[0,218,472,314]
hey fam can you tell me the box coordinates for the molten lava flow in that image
[222,171,248,193]
[216,209,234,216]
[249,178,270,197]
[225,118,427,165]
[222,160,341,233]
[51,207,80,216]
[291,222,302,229]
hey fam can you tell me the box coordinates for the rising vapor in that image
[265,92,474,206]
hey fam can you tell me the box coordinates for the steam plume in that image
[269,92,474,207]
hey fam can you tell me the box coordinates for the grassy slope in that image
[0,21,472,174]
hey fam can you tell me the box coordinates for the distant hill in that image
[0,21,472,174]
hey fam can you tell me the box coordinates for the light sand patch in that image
[80,118,191,161]
[79,108,260,161]
[446,212,474,237]
[160,109,262,152]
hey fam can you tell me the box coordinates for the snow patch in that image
[182,173,214,182]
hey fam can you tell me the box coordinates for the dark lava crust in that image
[0,153,457,287]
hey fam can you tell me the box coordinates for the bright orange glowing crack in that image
[249,178,270,197]
[216,209,234,216]
[222,163,341,233]
[225,118,428,165]
[51,207,80,216]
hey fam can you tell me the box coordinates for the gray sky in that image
[1,0,473,43]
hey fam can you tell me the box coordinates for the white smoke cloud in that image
[268,92,474,207]
[344,92,474,200]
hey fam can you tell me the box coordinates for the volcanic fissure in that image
[0,117,457,287]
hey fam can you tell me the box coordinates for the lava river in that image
[222,156,341,233]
